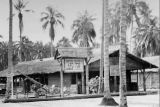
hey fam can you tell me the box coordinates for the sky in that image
[0,0,159,46]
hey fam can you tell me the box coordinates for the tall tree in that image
[14,0,33,62]
[71,10,96,47]
[134,16,160,57]
[15,36,34,61]
[108,0,150,45]
[56,36,72,47]
[40,6,64,57]
[100,0,118,105]
[99,0,104,94]
[119,0,128,106]
[0,42,9,71]
[5,0,13,100]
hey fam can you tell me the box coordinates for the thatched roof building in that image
[0,57,60,77]
[0,47,157,77]
[0,48,93,77]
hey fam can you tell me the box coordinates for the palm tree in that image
[99,0,104,94]
[119,0,128,106]
[100,0,118,106]
[15,36,34,61]
[40,6,64,57]
[71,10,96,47]
[14,0,33,62]
[108,0,150,46]
[0,42,9,71]
[5,0,13,100]
[56,37,72,47]
[134,16,160,57]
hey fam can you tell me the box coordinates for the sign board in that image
[64,59,84,73]
[110,65,119,76]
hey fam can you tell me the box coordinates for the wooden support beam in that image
[85,58,89,95]
[60,59,64,98]
[142,69,146,91]
[137,70,139,91]
[76,73,78,94]
[81,72,85,94]
[114,76,117,92]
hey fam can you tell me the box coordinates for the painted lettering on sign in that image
[64,59,84,72]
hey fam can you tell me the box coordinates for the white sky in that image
[0,0,159,45]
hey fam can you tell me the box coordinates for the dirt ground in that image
[0,94,159,107]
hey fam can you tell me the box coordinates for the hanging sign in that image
[64,59,84,73]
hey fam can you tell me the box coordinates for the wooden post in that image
[76,73,78,94]
[137,70,139,91]
[114,76,117,92]
[81,72,85,94]
[60,59,64,97]
[142,69,146,91]
[85,58,89,95]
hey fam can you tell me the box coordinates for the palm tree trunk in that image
[100,0,118,105]
[119,0,128,107]
[99,0,104,94]
[51,39,53,57]
[18,13,23,62]
[5,0,14,100]
[50,23,54,57]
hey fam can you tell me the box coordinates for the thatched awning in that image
[0,57,61,77]
[55,47,93,59]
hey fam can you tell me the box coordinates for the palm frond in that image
[24,9,34,13]
[41,12,49,16]
[42,21,49,30]
[56,19,64,28]
[40,15,49,22]
[55,12,65,19]
[14,0,29,12]
[46,6,54,16]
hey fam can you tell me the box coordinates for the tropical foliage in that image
[108,0,150,45]
[107,0,160,58]
[134,15,160,57]
[0,38,56,72]
[56,36,72,47]
[71,10,96,47]
[40,6,64,57]
[14,0,33,62]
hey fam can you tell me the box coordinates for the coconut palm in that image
[108,0,150,45]
[14,0,33,62]
[71,10,96,47]
[40,6,64,57]
[100,0,118,106]
[99,0,104,94]
[134,16,160,57]
[0,42,8,71]
[56,37,72,47]
[15,36,34,61]
[119,0,128,106]
[5,0,13,100]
